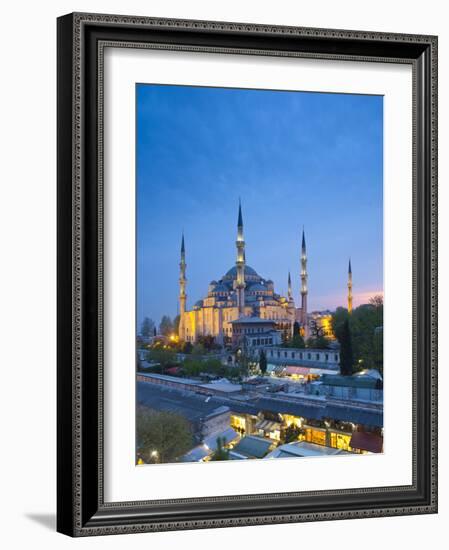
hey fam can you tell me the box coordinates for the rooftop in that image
[137,377,383,427]
[181,427,240,462]
[137,382,230,423]
[230,316,277,325]
[138,372,200,385]
[230,435,274,459]
[200,379,242,393]
[265,441,350,459]
[222,265,261,281]
[320,373,381,389]
[350,431,383,453]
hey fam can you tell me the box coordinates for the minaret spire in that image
[300,227,308,336]
[179,232,187,321]
[288,271,293,302]
[347,258,353,314]
[235,199,246,317]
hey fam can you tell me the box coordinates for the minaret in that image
[300,228,308,331]
[179,233,187,319]
[287,271,293,302]
[347,258,353,314]
[236,200,246,317]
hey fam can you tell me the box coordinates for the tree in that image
[210,437,230,461]
[236,350,251,378]
[289,334,305,348]
[373,327,384,376]
[259,350,267,374]
[331,307,349,337]
[283,424,302,444]
[197,335,219,351]
[147,348,177,370]
[159,315,174,337]
[309,318,326,339]
[141,317,155,338]
[292,321,300,336]
[339,319,354,376]
[191,342,206,356]
[307,335,330,349]
[173,314,181,334]
[332,302,383,374]
[136,407,193,463]
[369,294,384,307]
[182,341,193,354]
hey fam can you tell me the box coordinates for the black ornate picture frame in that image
[57,12,438,537]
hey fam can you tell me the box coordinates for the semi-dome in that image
[211,283,229,293]
[247,282,268,292]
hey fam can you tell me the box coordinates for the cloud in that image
[311,289,383,311]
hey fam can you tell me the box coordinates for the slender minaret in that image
[236,200,246,317]
[179,233,187,320]
[347,258,353,314]
[287,271,293,302]
[300,228,308,330]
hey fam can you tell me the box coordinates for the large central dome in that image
[222,265,262,282]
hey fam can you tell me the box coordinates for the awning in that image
[309,368,339,376]
[286,366,310,376]
[350,431,383,453]
[255,419,281,431]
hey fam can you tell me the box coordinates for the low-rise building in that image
[264,347,340,370]
[230,317,282,349]
[137,370,383,455]
[137,382,231,443]
[308,371,383,403]
[181,427,240,462]
[137,372,243,396]
[265,441,349,459]
[229,435,275,459]
[349,431,383,453]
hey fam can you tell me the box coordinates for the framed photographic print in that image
[57,12,438,536]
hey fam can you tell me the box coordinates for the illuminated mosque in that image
[178,202,313,345]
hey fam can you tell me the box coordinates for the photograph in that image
[51,6,437,539]
[135,83,384,465]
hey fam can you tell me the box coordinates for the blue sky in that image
[136,84,383,327]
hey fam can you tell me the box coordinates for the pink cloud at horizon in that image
[309,289,384,312]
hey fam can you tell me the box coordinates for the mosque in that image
[177,201,320,346]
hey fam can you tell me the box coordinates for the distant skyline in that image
[136,84,383,327]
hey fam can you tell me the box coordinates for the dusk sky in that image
[136,84,383,327]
